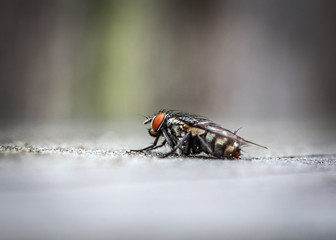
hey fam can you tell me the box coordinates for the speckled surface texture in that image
[0,121,336,240]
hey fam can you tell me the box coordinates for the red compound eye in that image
[152,113,165,132]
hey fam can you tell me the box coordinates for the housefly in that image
[133,110,267,159]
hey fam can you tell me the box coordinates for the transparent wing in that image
[169,111,267,149]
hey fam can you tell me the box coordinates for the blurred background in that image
[1,2,336,240]
[0,0,335,125]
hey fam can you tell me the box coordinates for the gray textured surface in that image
[0,121,336,240]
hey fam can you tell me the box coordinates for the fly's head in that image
[144,112,167,137]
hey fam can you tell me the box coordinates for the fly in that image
[133,110,267,159]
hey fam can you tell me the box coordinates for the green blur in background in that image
[1,0,336,124]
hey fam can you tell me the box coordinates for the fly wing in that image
[196,122,268,149]
[195,123,237,139]
[171,111,267,149]
[172,112,237,138]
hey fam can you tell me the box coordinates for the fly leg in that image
[131,134,162,152]
[161,129,175,148]
[182,135,191,155]
[151,140,166,150]
[138,140,166,152]
[161,131,191,158]
[196,135,214,155]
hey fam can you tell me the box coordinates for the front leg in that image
[150,140,166,150]
[161,128,175,148]
[161,131,191,158]
[131,134,161,152]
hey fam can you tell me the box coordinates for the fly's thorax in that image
[166,117,184,127]
[167,123,186,138]
[165,117,186,137]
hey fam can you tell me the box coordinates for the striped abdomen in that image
[189,126,241,158]
[203,131,240,158]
